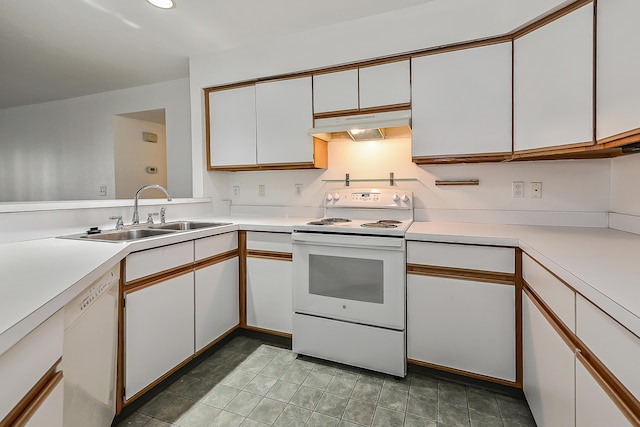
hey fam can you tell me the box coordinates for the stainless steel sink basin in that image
[77,228,176,242]
[151,221,232,231]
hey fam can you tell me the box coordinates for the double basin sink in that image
[64,221,232,242]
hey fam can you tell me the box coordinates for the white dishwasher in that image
[62,264,119,427]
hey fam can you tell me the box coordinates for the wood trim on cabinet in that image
[241,325,292,339]
[1,358,62,427]
[408,358,518,388]
[512,0,593,40]
[208,161,326,172]
[577,352,640,426]
[412,153,512,165]
[10,370,63,427]
[194,249,239,270]
[124,264,194,294]
[239,231,247,328]
[116,262,126,415]
[246,250,293,262]
[597,127,640,147]
[410,35,513,59]
[512,140,595,157]
[406,263,515,286]
[312,103,412,120]
[514,248,523,388]
[524,283,640,426]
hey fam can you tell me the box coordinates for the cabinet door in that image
[313,69,359,114]
[359,60,411,109]
[246,258,293,334]
[412,43,512,157]
[125,272,194,399]
[575,357,632,427]
[208,85,257,167]
[195,258,239,352]
[407,274,515,381]
[514,4,593,152]
[256,77,314,164]
[596,0,640,140]
[23,376,64,427]
[522,293,575,427]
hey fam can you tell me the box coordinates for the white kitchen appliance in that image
[62,265,119,427]
[292,188,413,377]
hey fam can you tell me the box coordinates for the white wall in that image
[189,0,570,199]
[113,117,167,199]
[611,153,640,216]
[0,78,192,202]
[227,137,611,217]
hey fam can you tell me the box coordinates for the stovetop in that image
[294,188,414,236]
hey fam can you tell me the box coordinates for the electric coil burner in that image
[292,188,413,377]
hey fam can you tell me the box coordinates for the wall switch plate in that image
[99,185,107,196]
[530,182,542,198]
[232,186,240,197]
[295,184,302,197]
[258,184,265,197]
[512,181,524,198]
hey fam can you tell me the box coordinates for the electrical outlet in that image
[258,184,265,197]
[295,184,302,198]
[512,181,524,198]
[233,186,240,197]
[99,185,107,196]
[530,182,542,199]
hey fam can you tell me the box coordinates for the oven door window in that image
[309,254,383,304]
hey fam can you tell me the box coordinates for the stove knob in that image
[326,193,333,201]
[333,193,340,201]
[393,193,400,202]
[401,194,409,202]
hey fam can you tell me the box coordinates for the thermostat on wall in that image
[142,132,158,143]
[146,166,158,174]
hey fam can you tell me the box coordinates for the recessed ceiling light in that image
[146,0,176,9]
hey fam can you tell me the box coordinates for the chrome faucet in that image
[132,184,172,224]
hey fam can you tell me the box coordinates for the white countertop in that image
[407,222,640,337]
[0,215,311,355]
[2,215,638,356]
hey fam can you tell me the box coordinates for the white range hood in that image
[309,110,411,142]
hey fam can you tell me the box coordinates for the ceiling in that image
[0,0,436,110]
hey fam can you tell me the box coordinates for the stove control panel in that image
[325,188,412,209]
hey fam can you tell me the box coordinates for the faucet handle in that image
[160,207,167,224]
[109,216,124,230]
[146,212,159,224]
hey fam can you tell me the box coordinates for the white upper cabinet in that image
[359,61,411,109]
[256,76,314,165]
[412,43,512,157]
[208,85,257,167]
[596,0,640,141]
[514,3,594,152]
[313,69,359,114]
[312,60,410,114]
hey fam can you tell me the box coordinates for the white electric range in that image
[291,188,413,377]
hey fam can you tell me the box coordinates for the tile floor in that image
[117,336,536,427]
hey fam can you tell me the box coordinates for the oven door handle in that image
[292,232,404,249]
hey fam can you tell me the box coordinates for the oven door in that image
[292,232,406,330]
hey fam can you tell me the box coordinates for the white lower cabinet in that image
[195,258,239,352]
[407,275,515,381]
[246,257,293,334]
[23,377,64,427]
[522,292,575,427]
[575,357,632,427]
[245,231,293,334]
[125,272,195,400]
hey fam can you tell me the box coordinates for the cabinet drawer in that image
[126,241,194,282]
[576,295,640,398]
[195,232,238,261]
[246,231,292,253]
[0,310,63,421]
[522,254,575,332]
[407,241,514,273]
